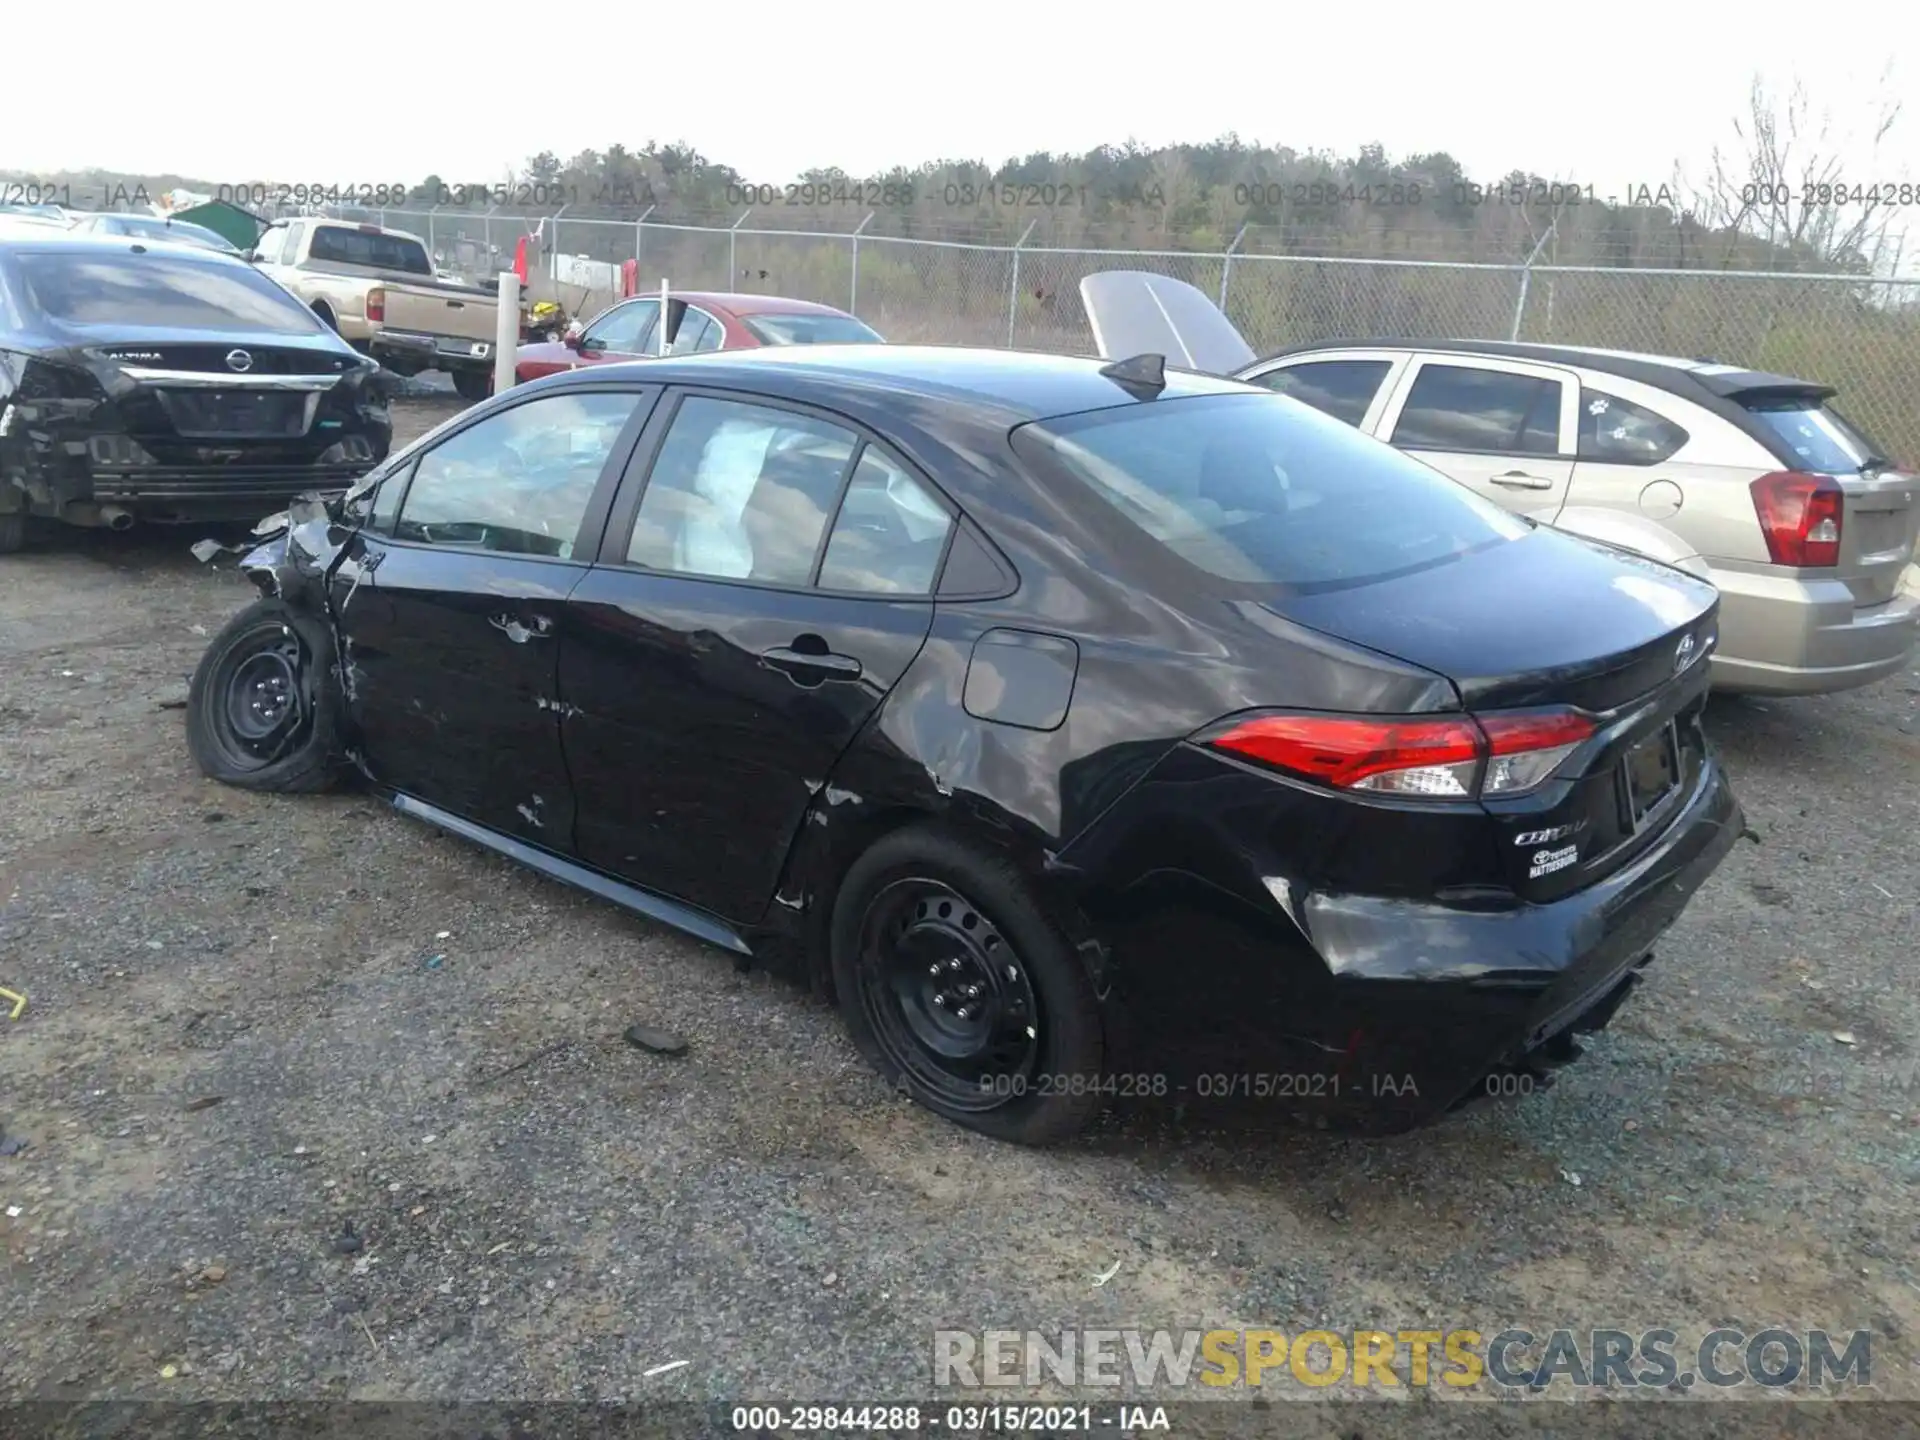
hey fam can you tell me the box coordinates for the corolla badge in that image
[1674,634,1695,674]
[225,349,254,373]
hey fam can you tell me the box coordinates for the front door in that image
[1375,354,1579,520]
[559,391,956,924]
[337,384,655,845]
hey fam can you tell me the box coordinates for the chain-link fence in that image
[335,205,1920,461]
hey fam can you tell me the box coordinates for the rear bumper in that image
[1710,565,1919,695]
[1077,755,1743,1133]
[367,330,493,372]
[85,464,373,520]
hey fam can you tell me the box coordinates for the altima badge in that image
[225,349,254,373]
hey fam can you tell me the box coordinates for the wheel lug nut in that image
[1025,1025,1037,1039]
[947,959,962,973]
[956,1006,973,1021]
[1005,965,1017,979]
[928,964,942,977]
[931,995,946,1009]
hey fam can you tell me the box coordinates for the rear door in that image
[1376,354,1580,518]
[558,389,955,925]
[1237,350,1409,431]
[335,384,656,844]
[1738,393,1920,605]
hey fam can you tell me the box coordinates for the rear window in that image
[13,251,325,332]
[741,312,885,346]
[1742,398,1887,473]
[114,218,237,253]
[1012,392,1531,593]
[309,225,433,275]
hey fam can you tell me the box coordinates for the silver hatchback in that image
[1081,273,1920,697]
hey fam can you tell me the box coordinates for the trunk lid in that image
[1270,525,1719,715]
[1271,526,1721,902]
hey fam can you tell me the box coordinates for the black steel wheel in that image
[186,597,346,793]
[831,825,1107,1144]
[855,878,1043,1112]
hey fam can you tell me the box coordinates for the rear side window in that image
[13,251,324,332]
[1013,392,1530,592]
[818,449,954,594]
[1742,399,1885,473]
[1256,359,1390,427]
[309,225,433,275]
[1578,388,1689,465]
[1392,364,1562,456]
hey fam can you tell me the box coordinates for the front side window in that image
[584,300,658,355]
[1256,359,1391,427]
[1392,363,1564,456]
[626,397,858,584]
[1013,391,1530,592]
[394,390,641,557]
[1578,388,1689,465]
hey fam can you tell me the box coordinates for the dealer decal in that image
[1529,844,1580,878]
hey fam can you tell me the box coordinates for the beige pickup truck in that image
[249,219,499,399]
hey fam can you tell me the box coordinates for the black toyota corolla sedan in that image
[0,231,391,551]
[183,345,1741,1144]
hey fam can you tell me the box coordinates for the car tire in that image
[186,597,347,794]
[830,824,1107,1145]
[0,512,24,555]
[452,369,492,402]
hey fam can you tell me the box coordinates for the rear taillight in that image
[1751,470,1842,566]
[1202,707,1597,800]
[366,287,385,323]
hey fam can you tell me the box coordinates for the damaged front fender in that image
[191,491,355,602]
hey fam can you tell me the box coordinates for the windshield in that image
[742,312,885,346]
[1012,391,1531,593]
[14,250,327,332]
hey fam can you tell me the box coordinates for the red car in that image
[513,291,884,384]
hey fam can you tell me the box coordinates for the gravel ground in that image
[1,397,1916,1429]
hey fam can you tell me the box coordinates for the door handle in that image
[1490,471,1555,490]
[761,644,863,681]
[490,612,553,643]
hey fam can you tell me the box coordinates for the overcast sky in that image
[8,2,1914,207]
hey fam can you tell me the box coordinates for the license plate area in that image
[1620,722,1680,831]
[157,389,313,438]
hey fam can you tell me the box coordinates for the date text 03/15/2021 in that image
[729,1404,1171,1433]
[976,1070,1428,1101]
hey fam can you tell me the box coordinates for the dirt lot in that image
[2,397,1917,1427]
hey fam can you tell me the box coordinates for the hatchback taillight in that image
[1201,708,1597,799]
[366,287,385,323]
[1750,470,1842,566]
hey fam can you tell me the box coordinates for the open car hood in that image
[1078,270,1256,375]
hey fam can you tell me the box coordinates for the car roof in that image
[548,343,1255,424]
[1268,336,1833,402]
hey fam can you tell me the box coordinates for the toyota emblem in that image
[1674,634,1695,674]
[225,349,254,373]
